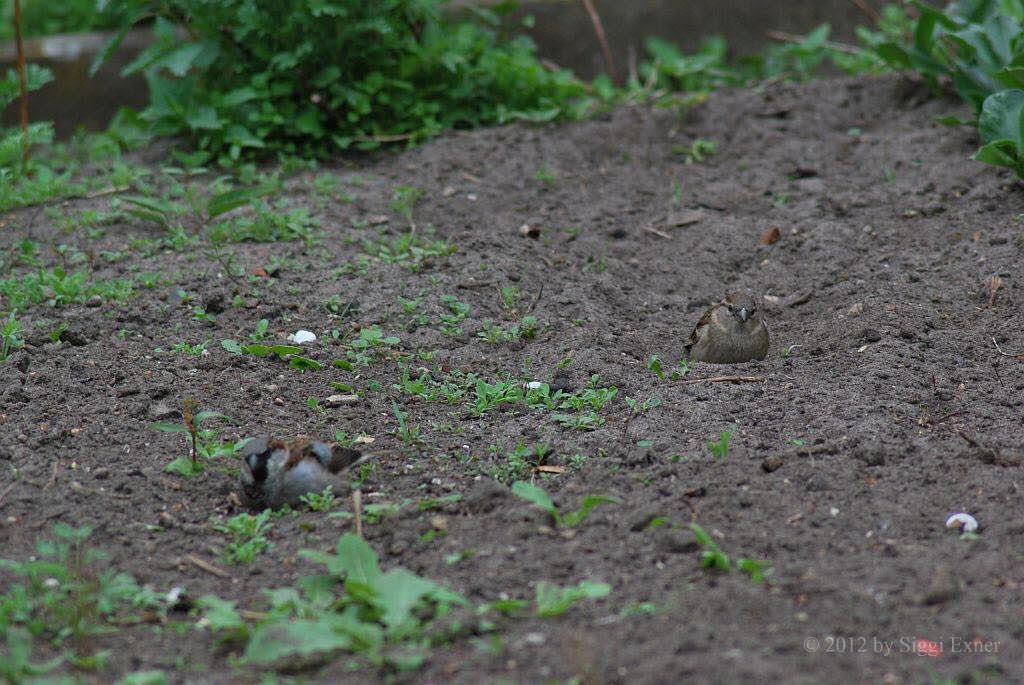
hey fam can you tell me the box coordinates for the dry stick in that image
[43,459,59,490]
[13,0,29,174]
[581,0,616,81]
[353,488,363,539]
[525,282,544,315]
[764,30,864,56]
[185,554,231,578]
[992,337,1024,360]
[643,225,672,239]
[679,375,765,385]
[849,0,881,25]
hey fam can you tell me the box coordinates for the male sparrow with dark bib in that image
[238,436,366,509]
[685,292,769,364]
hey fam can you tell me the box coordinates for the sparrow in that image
[685,291,769,364]
[238,436,366,509]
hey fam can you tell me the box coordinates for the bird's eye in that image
[726,304,734,312]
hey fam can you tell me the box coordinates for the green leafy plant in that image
[198,533,469,671]
[874,1,1024,177]
[534,581,611,617]
[150,400,234,475]
[300,486,337,512]
[0,312,24,361]
[0,524,161,655]
[213,512,273,564]
[96,1,594,161]
[511,481,621,528]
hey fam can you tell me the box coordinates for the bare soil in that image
[2,73,1023,684]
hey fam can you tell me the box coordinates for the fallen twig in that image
[581,0,616,80]
[643,225,672,239]
[525,282,544,314]
[679,375,765,385]
[185,554,231,578]
[992,337,1024,360]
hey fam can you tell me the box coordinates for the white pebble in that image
[945,512,978,533]
[288,330,316,344]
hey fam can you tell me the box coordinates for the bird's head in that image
[723,292,759,324]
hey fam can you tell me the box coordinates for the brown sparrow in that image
[685,292,769,364]
[238,436,366,509]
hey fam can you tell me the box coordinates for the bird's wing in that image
[687,303,718,348]
[325,446,366,474]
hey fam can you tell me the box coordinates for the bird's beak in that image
[737,307,749,322]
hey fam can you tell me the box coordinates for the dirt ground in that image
[2,72,1023,684]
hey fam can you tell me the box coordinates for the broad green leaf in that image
[511,481,556,515]
[241,619,351,664]
[978,88,1024,145]
[163,458,204,476]
[372,569,438,634]
[206,183,276,218]
[560,495,622,528]
[221,339,242,354]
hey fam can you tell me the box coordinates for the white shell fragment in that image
[287,330,317,344]
[945,513,978,533]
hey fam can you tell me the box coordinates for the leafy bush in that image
[874,0,1024,178]
[0,0,121,41]
[98,0,595,161]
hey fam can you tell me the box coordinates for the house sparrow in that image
[685,292,769,364]
[238,436,366,509]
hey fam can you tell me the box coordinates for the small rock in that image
[862,328,882,343]
[288,330,316,344]
[93,467,111,480]
[366,215,389,225]
[442,186,456,197]
[549,372,574,393]
[848,302,864,317]
[805,475,831,492]
[519,224,540,239]
[324,394,359,407]
[761,456,784,473]
[430,515,448,531]
[85,295,103,307]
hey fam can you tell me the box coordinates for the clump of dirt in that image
[2,72,1022,683]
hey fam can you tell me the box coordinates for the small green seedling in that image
[150,399,232,475]
[534,581,611,617]
[707,430,732,460]
[213,511,273,564]
[299,486,336,512]
[691,523,730,572]
[511,481,620,528]
[647,355,664,379]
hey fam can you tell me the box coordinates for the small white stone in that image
[525,381,543,390]
[945,512,978,533]
[43,577,60,589]
[166,586,185,603]
[288,330,316,344]
[829,507,839,517]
